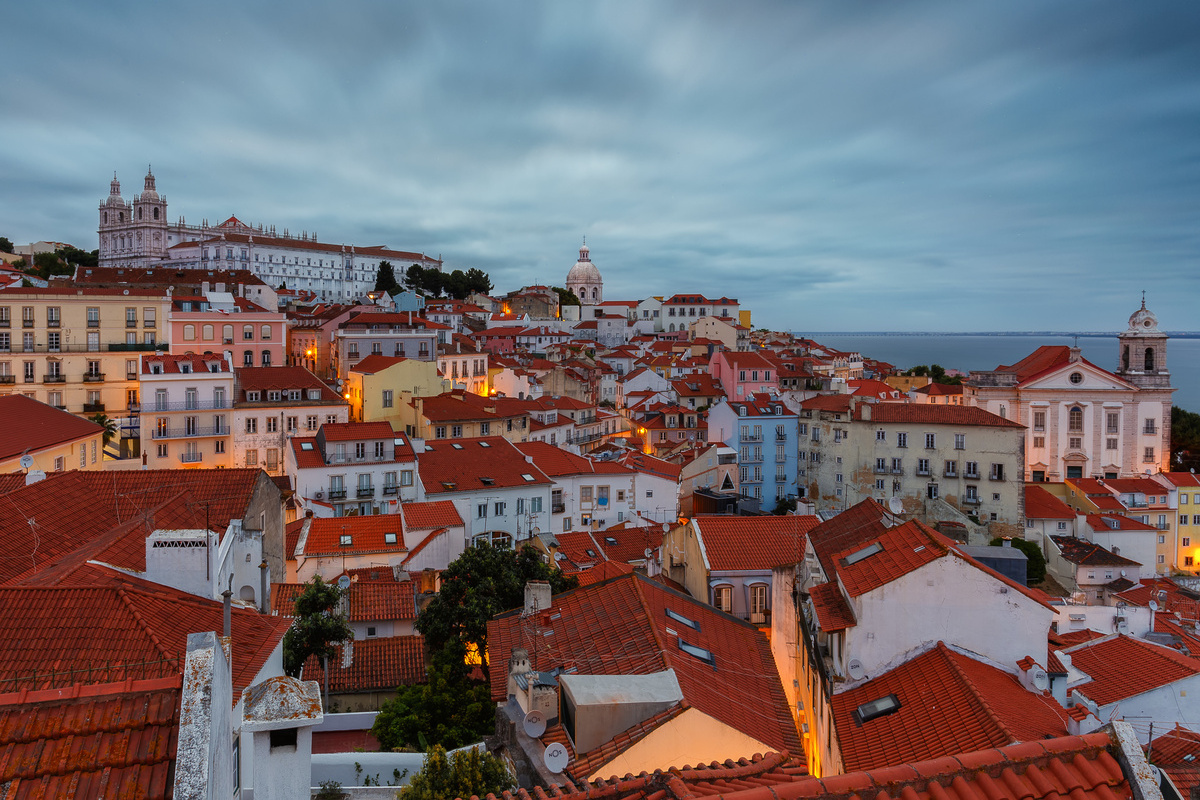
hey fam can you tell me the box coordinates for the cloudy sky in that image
[3,2,1198,332]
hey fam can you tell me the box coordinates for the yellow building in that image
[344,354,448,425]
[0,394,106,472]
[0,287,171,456]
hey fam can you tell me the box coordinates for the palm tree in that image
[88,412,118,448]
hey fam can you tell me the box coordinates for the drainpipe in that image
[259,560,270,614]
[222,574,233,638]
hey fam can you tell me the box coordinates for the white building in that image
[286,421,420,517]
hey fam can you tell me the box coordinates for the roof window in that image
[521,473,536,482]
[665,608,699,631]
[339,534,352,547]
[678,639,715,667]
[300,442,314,451]
[843,542,884,566]
[853,694,901,725]
[384,532,397,544]
[451,443,463,450]
[480,477,495,486]
[479,441,491,448]
[393,437,405,447]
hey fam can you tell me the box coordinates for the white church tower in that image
[566,240,603,306]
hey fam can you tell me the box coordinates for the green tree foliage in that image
[903,364,961,385]
[371,643,495,752]
[772,497,798,515]
[404,264,492,299]
[282,577,352,677]
[403,744,513,800]
[416,544,576,683]
[989,537,1047,585]
[88,413,118,447]
[1171,406,1200,472]
[0,237,13,254]
[374,260,401,296]
[552,286,581,307]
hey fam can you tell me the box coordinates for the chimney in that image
[222,584,232,638]
[1066,704,1100,736]
[1069,346,1082,363]
[259,560,270,614]
[524,580,551,616]
[507,647,531,703]
[1002,538,1012,547]
[860,402,871,422]
[202,281,209,294]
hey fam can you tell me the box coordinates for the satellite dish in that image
[1149,599,1159,611]
[662,523,670,533]
[543,742,569,774]
[337,575,351,591]
[847,659,866,680]
[1120,570,1126,578]
[523,710,547,738]
[1032,669,1049,691]
[644,547,654,559]
[887,498,904,515]
[18,454,32,470]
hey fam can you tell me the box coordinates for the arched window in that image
[261,350,271,367]
[261,325,272,340]
[202,324,214,340]
[138,207,143,219]
[1145,348,1155,372]
[1068,406,1084,433]
[153,207,159,220]
[223,324,233,344]
[1123,345,1130,371]
[183,324,195,341]
[243,350,253,367]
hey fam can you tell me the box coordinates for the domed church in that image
[566,240,603,306]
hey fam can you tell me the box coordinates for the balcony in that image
[356,486,375,498]
[179,452,204,464]
[83,373,106,383]
[741,433,762,443]
[891,467,904,475]
[22,320,33,328]
[1144,426,1158,435]
[964,471,981,480]
[151,426,228,440]
[83,403,105,413]
[0,320,8,328]
[0,376,13,385]
[944,471,958,478]
[126,320,138,329]
[87,320,100,328]
[552,503,566,514]
[989,472,1005,482]
[962,496,981,506]
[328,489,347,501]
[382,485,398,496]
[324,453,390,466]
[775,474,787,483]
[46,320,60,328]
[108,342,167,352]
[776,433,787,441]
[148,400,228,412]
[874,466,889,474]
[43,374,66,383]
[916,467,931,477]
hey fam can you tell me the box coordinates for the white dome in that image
[1125,299,1160,335]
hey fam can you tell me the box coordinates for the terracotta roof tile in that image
[832,643,1069,772]
[0,676,182,799]
[1115,578,1200,621]
[1065,634,1200,705]
[1148,724,1200,795]
[301,636,425,692]
[320,420,397,442]
[401,500,465,531]
[693,515,819,572]
[1051,537,1142,567]
[808,581,856,631]
[832,520,948,597]
[575,560,636,586]
[274,580,415,622]
[854,403,1024,428]
[0,395,103,463]
[420,437,553,494]
[301,514,406,557]
[235,365,343,403]
[349,354,409,374]
[1025,485,1077,520]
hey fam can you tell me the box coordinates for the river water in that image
[795,333,1200,413]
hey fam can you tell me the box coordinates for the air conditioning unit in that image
[314,490,324,499]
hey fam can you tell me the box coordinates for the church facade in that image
[966,301,1173,483]
[565,241,603,306]
[98,169,441,302]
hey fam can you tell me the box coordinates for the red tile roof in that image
[420,437,553,494]
[0,565,290,698]
[349,354,409,374]
[274,579,416,622]
[0,676,181,799]
[1025,485,1076,519]
[141,351,231,374]
[516,441,634,478]
[832,642,1069,772]
[830,520,948,597]
[808,581,856,631]
[1148,724,1200,795]
[800,394,852,413]
[1065,634,1200,705]
[476,732,1136,800]
[807,499,894,583]
[0,395,103,462]
[993,346,1129,388]
[320,420,397,442]
[1083,514,1157,532]
[235,365,343,403]
[401,500,465,531]
[487,573,801,774]
[854,403,1024,428]
[1115,578,1200,621]
[1051,537,1143,567]
[301,514,407,557]
[576,560,636,586]
[301,636,425,693]
[693,516,818,572]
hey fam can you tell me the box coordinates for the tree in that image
[772,497,798,515]
[989,537,1046,585]
[552,286,580,308]
[416,545,576,683]
[371,642,495,751]
[0,237,12,254]
[463,268,492,295]
[374,260,401,296]
[403,744,513,800]
[1171,405,1200,472]
[282,577,352,677]
[88,413,118,448]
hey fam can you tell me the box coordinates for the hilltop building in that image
[566,241,603,306]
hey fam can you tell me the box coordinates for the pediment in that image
[1021,362,1132,392]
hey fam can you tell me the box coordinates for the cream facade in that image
[140,353,234,468]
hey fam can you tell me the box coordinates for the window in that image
[749,584,767,616]
[215,440,225,453]
[451,425,463,438]
[355,442,366,459]
[157,443,168,458]
[989,463,1005,481]
[1069,437,1082,449]
[1145,447,1156,463]
[954,433,965,450]
[306,415,318,431]
[925,433,936,449]
[965,461,979,478]
[143,308,156,327]
[1106,412,1119,435]
[477,503,487,519]
[495,501,505,516]
[1144,418,1158,435]
[243,324,254,341]
[1183,537,1191,547]
[713,586,732,613]
[1033,412,1045,432]
[261,325,272,340]
[183,324,196,341]
[896,433,907,448]
[891,457,902,473]
[435,426,446,439]
[246,418,257,434]
[1068,407,1083,433]
[243,350,253,367]
[917,459,930,476]
[382,389,393,408]
[1106,438,1118,450]
[286,416,298,433]
[875,479,885,491]
[265,417,277,433]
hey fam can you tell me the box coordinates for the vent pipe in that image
[222,574,233,638]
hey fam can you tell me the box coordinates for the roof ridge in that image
[115,585,179,670]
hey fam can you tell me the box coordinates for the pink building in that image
[708,350,780,400]
[167,291,287,369]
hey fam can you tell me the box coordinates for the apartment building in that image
[708,394,800,508]
[167,291,287,368]
[0,288,170,455]
[140,352,234,468]
[232,366,348,475]
[331,312,443,381]
[286,421,420,517]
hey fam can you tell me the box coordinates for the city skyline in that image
[3,2,1198,332]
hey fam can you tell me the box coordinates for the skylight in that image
[854,694,901,725]
[300,442,314,451]
[394,437,405,447]
[480,477,495,486]
[521,473,536,482]
[339,534,352,546]
[843,542,884,566]
[384,532,397,544]
[479,441,491,448]
[452,444,463,450]
[678,639,715,667]
[665,608,699,631]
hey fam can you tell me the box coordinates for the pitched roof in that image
[349,354,409,374]
[1051,537,1143,568]
[474,731,1136,800]
[1148,724,1200,796]
[693,515,819,572]
[319,420,397,442]
[575,560,636,586]
[799,394,852,413]
[1114,578,1200,620]
[808,581,856,631]
[0,565,290,698]
[854,403,1024,428]
[235,365,342,402]
[401,500,465,531]
[274,579,416,622]
[1025,485,1077,519]
[0,395,103,462]
[420,437,553,494]
[301,636,425,693]
[993,346,1129,387]
[0,676,182,799]
[1065,634,1200,705]
[300,515,406,557]
[831,520,949,597]
[487,573,802,772]
[831,642,1069,772]
[806,499,895,583]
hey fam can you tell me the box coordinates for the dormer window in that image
[180,364,191,374]
[246,391,260,402]
[268,390,282,401]
[307,389,321,400]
